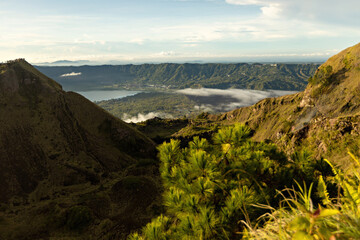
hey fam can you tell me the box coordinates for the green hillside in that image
[97,91,199,120]
[36,63,319,91]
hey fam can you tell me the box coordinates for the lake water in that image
[76,90,140,102]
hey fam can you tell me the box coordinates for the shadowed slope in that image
[0,59,159,239]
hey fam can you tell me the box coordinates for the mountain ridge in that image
[35,63,319,91]
[0,59,160,239]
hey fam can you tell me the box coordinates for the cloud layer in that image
[122,112,174,123]
[177,88,297,112]
[0,0,359,63]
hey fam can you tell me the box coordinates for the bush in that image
[244,153,360,239]
[66,206,93,231]
[129,124,323,239]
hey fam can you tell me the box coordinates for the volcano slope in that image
[218,43,360,166]
[0,59,160,239]
[175,43,360,168]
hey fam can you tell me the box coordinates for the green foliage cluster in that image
[308,65,333,86]
[308,65,336,97]
[245,153,360,239]
[343,52,355,70]
[128,124,327,239]
[65,206,93,231]
[36,63,319,91]
[133,118,190,142]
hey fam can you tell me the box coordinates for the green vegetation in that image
[36,63,319,91]
[128,124,360,240]
[128,124,332,239]
[98,91,199,119]
[308,65,333,86]
[65,206,93,231]
[132,118,190,143]
[245,153,360,239]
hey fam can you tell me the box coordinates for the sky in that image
[0,0,359,64]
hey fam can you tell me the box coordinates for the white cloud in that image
[156,51,177,57]
[307,30,337,37]
[122,112,174,123]
[150,24,223,43]
[177,88,297,111]
[225,0,264,5]
[129,38,145,45]
[226,0,360,24]
[183,43,199,47]
[260,3,282,18]
[1,0,359,63]
[60,72,82,77]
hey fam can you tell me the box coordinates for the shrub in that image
[66,206,93,231]
[128,124,323,239]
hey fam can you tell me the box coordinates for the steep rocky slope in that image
[0,59,159,239]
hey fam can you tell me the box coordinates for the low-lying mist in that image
[122,112,174,123]
[98,88,298,123]
[176,88,297,112]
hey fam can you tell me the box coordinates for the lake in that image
[76,90,141,102]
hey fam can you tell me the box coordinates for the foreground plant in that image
[244,153,360,240]
[128,124,324,239]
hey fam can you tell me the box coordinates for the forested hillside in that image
[36,63,319,91]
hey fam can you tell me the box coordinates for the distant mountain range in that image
[35,60,93,66]
[35,63,320,91]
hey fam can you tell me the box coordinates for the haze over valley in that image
[35,63,316,122]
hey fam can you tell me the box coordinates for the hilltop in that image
[0,59,160,239]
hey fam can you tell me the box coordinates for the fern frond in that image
[317,175,330,205]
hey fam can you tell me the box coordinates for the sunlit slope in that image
[175,43,360,164]
[212,43,360,162]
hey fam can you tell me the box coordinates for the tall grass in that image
[244,153,360,240]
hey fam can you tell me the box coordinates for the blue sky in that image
[0,0,359,63]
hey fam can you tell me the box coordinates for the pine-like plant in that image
[244,153,360,239]
[128,124,323,239]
